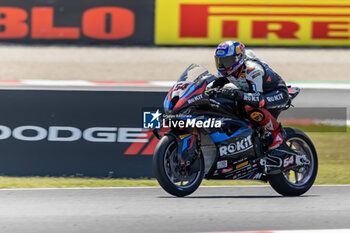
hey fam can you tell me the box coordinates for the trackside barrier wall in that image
[0,89,346,178]
[0,90,166,178]
[0,90,346,178]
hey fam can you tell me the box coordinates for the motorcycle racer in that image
[209,41,289,150]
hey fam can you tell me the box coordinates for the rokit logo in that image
[266,93,284,103]
[219,135,253,156]
[187,94,203,104]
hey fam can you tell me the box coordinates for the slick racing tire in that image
[269,127,318,196]
[153,135,204,197]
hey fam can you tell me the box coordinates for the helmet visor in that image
[215,55,241,71]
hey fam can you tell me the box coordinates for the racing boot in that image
[259,108,283,150]
[245,107,283,150]
[268,126,283,150]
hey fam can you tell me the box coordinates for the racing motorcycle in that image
[153,64,318,197]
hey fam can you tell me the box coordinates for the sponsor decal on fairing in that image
[217,160,228,169]
[219,135,253,156]
[187,94,203,104]
[221,167,234,174]
[236,161,249,169]
[283,155,295,168]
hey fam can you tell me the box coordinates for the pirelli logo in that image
[155,0,350,46]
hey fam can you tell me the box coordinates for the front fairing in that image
[164,64,217,114]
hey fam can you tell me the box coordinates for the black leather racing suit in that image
[211,50,290,119]
[210,50,290,149]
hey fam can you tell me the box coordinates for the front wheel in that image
[153,135,204,197]
[269,127,318,196]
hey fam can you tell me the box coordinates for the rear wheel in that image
[269,127,318,196]
[153,135,204,197]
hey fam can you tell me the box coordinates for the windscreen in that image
[171,64,215,99]
[177,64,210,86]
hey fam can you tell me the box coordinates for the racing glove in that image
[221,88,238,99]
[221,88,265,108]
[205,88,220,98]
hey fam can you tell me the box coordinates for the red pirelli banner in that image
[0,0,154,44]
[155,0,350,46]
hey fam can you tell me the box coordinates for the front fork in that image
[153,128,200,172]
[152,128,162,139]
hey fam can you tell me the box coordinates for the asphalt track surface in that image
[0,185,349,233]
